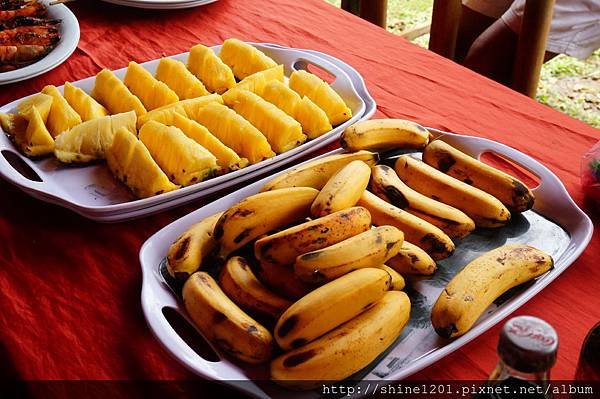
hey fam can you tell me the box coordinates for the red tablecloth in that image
[0,0,598,390]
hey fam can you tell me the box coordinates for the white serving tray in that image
[0,43,375,222]
[139,129,593,398]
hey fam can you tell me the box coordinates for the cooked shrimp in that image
[0,17,60,31]
[0,44,51,63]
[0,2,45,21]
[0,25,59,45]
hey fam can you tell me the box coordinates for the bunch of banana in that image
[219,256,292,319]
[213,187,319,258]
[294,225,404,284]
[431,244,553,338]
[387,241,437,275]
[380,265,405,290]
[395,155,511,228]
[182,272,274,364]
[254,206,372,266]
[271,290,411,389]
[261,150,378,191]
[310,160,371,217]
[166,212,223,281]
[370,165,475,239]
[340,118,430,152]
[423,140,535,212]
[358,190,455,260]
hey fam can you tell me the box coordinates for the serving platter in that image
[99,0,219,10]
[139,128,593,399]
[0,0,80,85]
[0,43,375,222]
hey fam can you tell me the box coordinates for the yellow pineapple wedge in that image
[41,85,83,137]
[219,39,277,80]
[187,44,236,94]
[17,93,53,123]
[139,121,217,186]
[63,82,109,121]
[155,58,209,100]
[106,127,179,198]
[288,70,352,126]
[261,80,332,138]
[136,94,223,129]
[124,61,179,111]
[0,113,27,135]
[54,111,137,163]
[193,102,274,164]
[170,112,248,171]
[222,89,306,153]
[91,69,147,118]
[13,107,55,157]
[232,64,284,96]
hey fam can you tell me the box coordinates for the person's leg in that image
[455,5,497,63]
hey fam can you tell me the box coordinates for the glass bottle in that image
[574,321,600,380]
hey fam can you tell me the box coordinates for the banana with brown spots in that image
[380,265,405,290]
[386,241,437,275]
[340,118,430,152]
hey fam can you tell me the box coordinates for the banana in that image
[166,212,223,281]
[310,160,371,217]
[219,256,292,319]
[423,140,535,212]
[254,206,372,266]
[294,225,403,284]
[275,268,391,351]
[261,150,378,191]
[387,240,437,275]
[370,165,475,239]
[213,187,319,258]
[271,290,410,389]
[182,272,274,364]
[431,244,553,339]
[380,265,405,290]
[255,260,315,300]
[357,190,454,260]
[395,155,511,228]
[340,118,430,152]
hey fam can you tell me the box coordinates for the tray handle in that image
[0,141,57,197]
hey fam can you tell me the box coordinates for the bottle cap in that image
[498,316,558,373]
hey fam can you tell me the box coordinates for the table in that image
[1,0,598,393]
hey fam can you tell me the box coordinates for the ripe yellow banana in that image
[254,206,371,266]
[386,241,437,275]
[213,187,319,258]
[423,140,535,212]
[340,118,430,152]
[380,265,405,290]
[357,190,454,260]
[431,244,553,339]
[255,260,315,300]
[182,272,273,364]
[395,155,511,228]
[219,256,292,319]
[271,290,411,389]
[275,267,391,350]
[166,212,223,281]
[260,150,378,191]
[370,165,475,239]
[294,225,404,284]
[310,160,371,217]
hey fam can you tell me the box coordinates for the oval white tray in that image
[0,42,375,222]
[139,129,593,398]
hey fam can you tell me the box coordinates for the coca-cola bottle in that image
[574,321,600,380]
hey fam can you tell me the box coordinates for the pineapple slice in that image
[187,44,236,94]
[222,89,306,153]
[124,61,179,111]
[261,80,332,138]
[91,69,147,118]
[288,70,352,126]
[17,93,53,123]
[42,85,83,137]
[139,121,217,186]
[13,107,55,157]
[232,64,284,96]
[0,113,26,135]
[155,58,209,100]
[106,127,179,198]
[63,82,109,121]
[194,102,274,164]
[219,39,277,80]
[170,112,248,171]
[54,111,137,163]
[136,93,223,129]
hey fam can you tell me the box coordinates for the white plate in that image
[0,1,80,85]
[99,0,218,9]
[0,43,376,222]
[139,129,593,398]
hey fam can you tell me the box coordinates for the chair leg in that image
[428,0,462,60]
[341,0,387,29]
[512,0,555,97]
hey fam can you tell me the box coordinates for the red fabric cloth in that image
[0,0,598,388]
